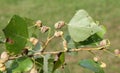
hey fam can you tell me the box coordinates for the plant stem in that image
[41,36,55,52]
[35,46,107,55]
[8,42,110,60]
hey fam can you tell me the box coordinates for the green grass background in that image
[0,0,120,73]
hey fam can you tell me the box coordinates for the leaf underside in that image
[68,9,105,42]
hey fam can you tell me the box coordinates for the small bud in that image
[0,65,6,72]
[100,40,107,46]
[30,67,37,73]
[0,59,6,64]
[93,56,99,62]
[41,26,49,33]
[54,31,63,37]
[0,52,9,62]
[0,63,4,68]
[100,62,106,68]
[54,21,65,29]
[29,37,39,45]
[35,20,42,27]
[114,49,120,55]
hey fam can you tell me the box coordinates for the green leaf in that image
[24,18,37,38]
[79,59,104,73]
[24,18,40,39]
[3,15,28,54]
[65,34,103,50]
[9,56,33,73]
[68,9,104,42]
[24,18,35,37]
[76,33,103,47]
[52,52,65,73]
[75,26,106,47]
[96,25,106,38]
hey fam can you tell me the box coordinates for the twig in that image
[34,46,107,55]
[8,40,110,60]
[41,36,55,52]
[9,55,22,60]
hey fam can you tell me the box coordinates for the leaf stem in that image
[47,27,51,39]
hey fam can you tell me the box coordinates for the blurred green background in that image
[0,0,120,73]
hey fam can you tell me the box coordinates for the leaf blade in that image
[68,9,104,42]
[52,52,65,73]
[3,15,28,54]
[79,59,104,73]
[9,57,33,73]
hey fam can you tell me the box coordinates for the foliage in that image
[8,57,33,73]
[3,15,28,54]
[0,9,113,73]
[79,59,104,73]
[68,10,105,42]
